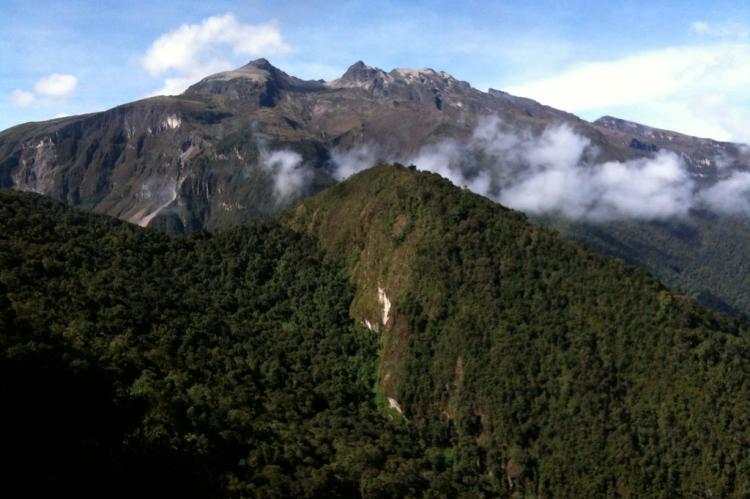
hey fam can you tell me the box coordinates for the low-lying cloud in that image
[330,115,750,221]
[259,149,309,200]
[698,171,750,215]
[500,149,694,220]
[331,144,380,181]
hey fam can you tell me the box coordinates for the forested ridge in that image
[2,165,750,497]
[290,165,750,497]
[0,190,449,497]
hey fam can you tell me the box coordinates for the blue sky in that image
[2,0,749,142]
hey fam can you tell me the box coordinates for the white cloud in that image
[408,138,493,194]
[259,149,309,200]
[9,73,77,109]
[34,73,77,97]
[689,94,750,144]
[691,20,749,39]
[407,117,718,221]
[499,148,694,221]
[148,59,232,97]
[699,172,750,214]
[691,21,710,34]
[506,43,750,143]
[142,13,291,95]
[331,116,750,220]
[10,89,35,107]
[331,144,381,180]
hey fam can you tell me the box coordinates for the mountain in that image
[3,165,750,497]
[2,59,750,317]
[4,58,747,230]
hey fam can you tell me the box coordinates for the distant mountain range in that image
[2,58,750,316]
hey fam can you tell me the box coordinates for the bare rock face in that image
[185,58,326,106]
[13,136,58,194]
[593,115,750,179]
[338,61,385,84]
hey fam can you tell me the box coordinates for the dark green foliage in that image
[4,163,750,498]
[402,187,750,497]
[292,165,750,498]
[0,191,455,497]
[547,212,750,318]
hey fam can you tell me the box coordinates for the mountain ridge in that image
[2,58,750,318]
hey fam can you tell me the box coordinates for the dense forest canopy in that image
[2,165,750,497]
[549,213,750,319]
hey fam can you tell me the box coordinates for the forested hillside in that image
[0,191,451,497]
[549,213,750,318]
[289,165,750,497]
[2,165,750,497]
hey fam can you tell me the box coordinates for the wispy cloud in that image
[331,144,382,181]
[698,171,750,214]
[142,13,291,96]
[8,73,77,109]
[259,149,310,200]
[506,41,750,143]
[34,73,78,97]
[333,116,750,220]
[691,20,749,39]
[10,89,35,107]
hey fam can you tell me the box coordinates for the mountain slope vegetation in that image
[288,165,750,497]
[0,190,447,497]
[2,166,750,497]
[550,213,750,318]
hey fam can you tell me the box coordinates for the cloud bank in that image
[698,171,750,215]
[142,14,291,96]
[331,116,750,221]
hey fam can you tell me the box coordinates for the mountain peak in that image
[242,58,276,71]
[349,60,369,70]
[184,57,326,99]
[339,60,385,83]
